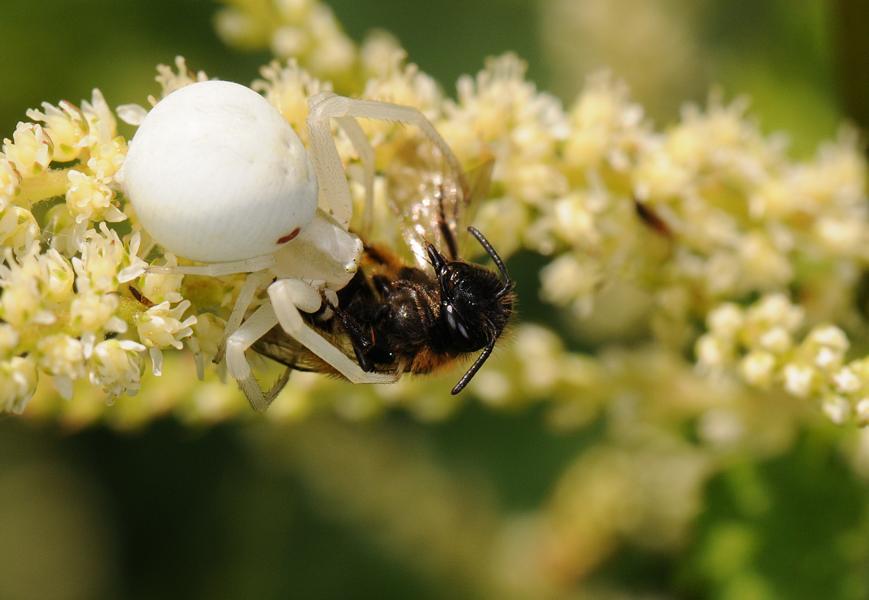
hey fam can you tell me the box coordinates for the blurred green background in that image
[1,1,867,599]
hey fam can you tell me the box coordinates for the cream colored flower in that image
[189,312,227,379]
[0,156,21,206]
[73,224,146,292]
[2,122,52,177]
[271,25,309,58]
[471,197,530,260]
[66,169,124,224]
[633,149,692,201]
[739,350,776,388]
[833,366,862,395]
[550,193,601,247]
[362,44,442,116]
[153,56,209,103]
[802,325,849,372]
[253,59,329,135]
[0,205,40,257]
[782,363,816,398]
[26,100,87,162]
[0,356,37,413]
[39,248,75,304]
[89,339,146,398]
[36,334,85,398]
[213,6,270,50]
[301,4,355,75]
[744,294,804,336]
[514,324,566,393]
[141,254,183,304]
[69,291,122,335]
[696,334,731,370]
[757,327,792,355]
[43,203,86,257]
[81,89,127,178]
[135,299,197,350]
[706,303,744,339]
[0,249,54,327]
[444,54,568,206]
[822,394,851,425]
[738,231,793,291]
[0,324,19,358]
[814,216,865,257]
[135,299,197,377]
[565,71,645,172]
[540,253,600,318]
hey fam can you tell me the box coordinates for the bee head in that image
[427,227,514,395]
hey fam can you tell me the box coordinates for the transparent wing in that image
[384,143,493,272]
[253,323,348,375]
[454,159,494,257]
[253,320,398,377]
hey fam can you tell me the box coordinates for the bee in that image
[253,153,515,395]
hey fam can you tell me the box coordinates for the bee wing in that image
[253,324,352,375]
[454,158,494,257]
[386,154,494,272]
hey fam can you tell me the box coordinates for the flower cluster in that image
[697,294,869,425]
[1,0,867,436]
[4,4,869,592]
[0,73,206,412]
[215,0,356,83]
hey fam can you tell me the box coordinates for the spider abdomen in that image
[121,80,318,263]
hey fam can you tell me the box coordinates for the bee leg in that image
[332,309,375,372]
[371,275,392,297]
[268,279,399,384]
[215,270,272,364]
[267,367,292,399]
[225,302,282,412]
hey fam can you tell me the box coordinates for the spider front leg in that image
[224,302,290,411]
[306,92,465,231]
[147,254,276,276]
[267,279,398,385]
[214,270,273,365]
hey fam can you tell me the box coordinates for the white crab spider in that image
[118,80,463,411]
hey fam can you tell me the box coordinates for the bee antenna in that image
[451,336,496,395]
[467,226,511,297]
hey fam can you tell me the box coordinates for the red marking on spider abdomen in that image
[276,227,301,244]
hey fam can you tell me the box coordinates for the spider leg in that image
[215,270,272,364]
[306,93,464,231]
[306,94,354,229]
[225,302,284,412]
[268,279,398,384]
[335,116,375,236]
[148,254,275,276]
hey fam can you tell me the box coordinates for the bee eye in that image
[443,303,472,342]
